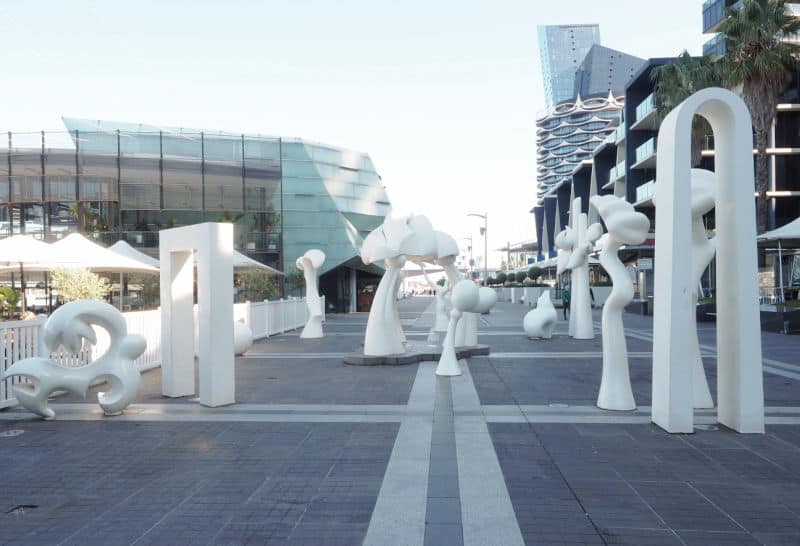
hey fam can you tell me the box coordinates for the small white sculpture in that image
[523,290,557,339]
[436,280,479,376]
[652,87,763,433]
[296,249,326,339]
[2,301,146,419]
[361,215,460,356]
[555,198,603,340]
[234,319,254,355]
[591,195,650,411]
[458,287,498,346]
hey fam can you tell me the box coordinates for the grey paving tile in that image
[425,523,464,546]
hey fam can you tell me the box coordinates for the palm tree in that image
[651,52,721,167]
[717,0,800,233]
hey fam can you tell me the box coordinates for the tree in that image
[436,277,446,287]
[495,272,507,285]
[515,271,527,283]
[528,266,543,283]
[0,286,21,319]
[651,51,721,167]
[127,273,160,309]
[238,270,280,302]
[285,268,305,293]
[51,268,110,302]
[718,0,800,232]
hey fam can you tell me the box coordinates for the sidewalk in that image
[1,297,799,545]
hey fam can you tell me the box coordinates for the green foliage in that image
[51,268,110,302]
[128,273,160,308]
[487,277,496,286]
[286,269,305,292]
[515,271,527,283]
[0,286,21,318]
[495,272,507,285]
[436,277,446,287]
[528,266,543,282]
[238,270,280,302]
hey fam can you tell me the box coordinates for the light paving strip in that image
[451,360,524,546]
[364,362,436,546]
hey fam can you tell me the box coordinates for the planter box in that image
[760,306,800,334]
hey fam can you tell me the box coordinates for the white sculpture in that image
[555,198,603,339]
[591,195,650,411]
[234,319,254,355]
[652,87,763,433]
[361,215,460,356]
[296,249,326,339]
[160,223,235,407]
[436,280,479,376]
[457,287,498,347]
[2,301,146,419]
[653,169,716,409]
[523,290,557,339]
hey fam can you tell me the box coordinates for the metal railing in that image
[635,138,657,164]
[635,93,656,124]
[636,180,656,203]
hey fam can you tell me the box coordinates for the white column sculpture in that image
[554,198,603,339]
[436,280,479,376]
[421,264,449,344]
[590,195,650,411]
[296,249,326,339]
[654,169,716,409]
[2,301,146,419]
[160,223,235,407]
[652,87,763,433]
[523,290,557,339]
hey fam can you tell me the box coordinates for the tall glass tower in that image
[537,24,601,108]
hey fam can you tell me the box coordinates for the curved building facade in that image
[536,93,623,203]
[0,117,391,312]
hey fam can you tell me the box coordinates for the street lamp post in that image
[467,212,488,286]
[464,236,473,279]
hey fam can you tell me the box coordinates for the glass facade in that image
[537,24,601,109]
[0,118,391,283]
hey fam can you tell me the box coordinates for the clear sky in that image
[0,0,705,269]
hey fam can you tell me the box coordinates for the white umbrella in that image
[108,240,160,269]
[0,235,55,310]
[50,234,159,274]
[229,252,284,275]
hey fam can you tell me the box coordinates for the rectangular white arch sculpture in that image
[652,87,764,433]
[159,222,235,407]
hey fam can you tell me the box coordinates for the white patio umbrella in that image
[50,234,159,274]
[108,240,160,269]
[0,235,56,310]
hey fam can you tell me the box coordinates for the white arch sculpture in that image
[296,249,326,339]
[652,87,763,433]
[590,195,650,411]
[555,197,602,339]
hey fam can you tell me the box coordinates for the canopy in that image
[108,240,160,268]
[50,234,159,273]
[758,216,800,248]
[0,235,55,267]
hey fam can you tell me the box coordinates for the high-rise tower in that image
[537,24,601,108]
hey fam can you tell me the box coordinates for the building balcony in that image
[703,0,742,34]
[607,161,626,186]
[632,138,657,169]
[703,33,727,57]
[635,180,656,207]
[631,94,658,131]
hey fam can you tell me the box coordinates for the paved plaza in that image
[2,297,800,545]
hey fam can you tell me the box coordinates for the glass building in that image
[0,117,391,312]
[537,24,601,109]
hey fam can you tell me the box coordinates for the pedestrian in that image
[562,286,571,320]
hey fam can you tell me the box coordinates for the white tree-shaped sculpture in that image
[653,169,716,409]
[523,290,557,339]
[2,301,146,419]
[296,249,326,339]
[436,280,479,376]
[555,197,603,339]
[591,195,650,411]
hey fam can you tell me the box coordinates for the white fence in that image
[1,297,321,409]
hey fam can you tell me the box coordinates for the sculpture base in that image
[344,343,489,366]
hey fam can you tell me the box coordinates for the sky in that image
[0,0,706,269]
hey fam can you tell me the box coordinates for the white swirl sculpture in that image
[361,215,460,356]
[436,280,479,376]
[555,197,603,339]
[591,195,650,411]
[456,287,497,347]
[2,301,146,419]
[296,249,326,339]
[652,169,716,409]
[523,290,557,339]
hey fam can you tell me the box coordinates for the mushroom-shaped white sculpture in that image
[457,286,497,347]
[653,168,716,409]
[2,301,146,419]
[296,249,326,339]
[523,290,557,339]
[234,319,254,355]
[436,280,480,376]
[421,264,449,344]
[591,195,650,411]
[555,198,603,339]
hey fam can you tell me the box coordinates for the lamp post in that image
[467,212,488,286]
[464,236,473,279]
